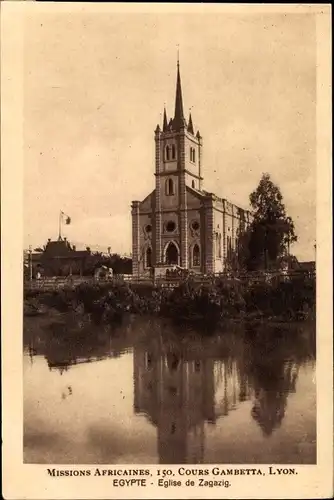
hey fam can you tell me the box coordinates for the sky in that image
[23,8,317,260]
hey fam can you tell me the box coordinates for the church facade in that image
[131,62,251,276]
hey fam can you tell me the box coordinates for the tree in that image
[247,173,297,270]
[279,253,299,270]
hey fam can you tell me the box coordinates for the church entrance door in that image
[165,242,179,265]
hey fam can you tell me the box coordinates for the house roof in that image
[31,253,42,262]
[43,239,90,258]
[298,261,315,271]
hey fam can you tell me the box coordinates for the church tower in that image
[131,59,251,277]
[154,60,203,268]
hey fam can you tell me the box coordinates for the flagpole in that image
[29,245,33,281]
[59,211,62,240]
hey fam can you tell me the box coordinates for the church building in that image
[131,61,251,276]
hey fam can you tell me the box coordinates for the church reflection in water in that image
[134,340,216,463]
[24,315,314,464]
[132,330,303,464]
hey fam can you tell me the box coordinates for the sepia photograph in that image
[1,2,332,499]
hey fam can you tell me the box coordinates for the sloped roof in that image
[186,185,207,198]
[43,239,90,258]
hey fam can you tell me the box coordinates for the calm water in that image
[24,314,316,464]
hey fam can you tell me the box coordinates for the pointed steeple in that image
[187,111,194,135]
[173,58,185,130]
[163,106,168,132]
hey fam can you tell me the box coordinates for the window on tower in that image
[190,147,196,163]
[171,144,176,159]
[165,145,170,161]
[166,178,175,196]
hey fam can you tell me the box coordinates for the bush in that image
[24,274,315,324]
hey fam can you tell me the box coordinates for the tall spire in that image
[163,106,168,132]
[173,57,185,130]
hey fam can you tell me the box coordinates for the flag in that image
[61,211,71,225]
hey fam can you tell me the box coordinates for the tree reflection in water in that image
[244,323,315,437]
[24,315,315,464]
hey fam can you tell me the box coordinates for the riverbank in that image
[24,275,315,328]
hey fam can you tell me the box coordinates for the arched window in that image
[192,244,200,267]
[191,180,195,189]
[165,145,170,161]
[166,178,175,196]
[190,147,196,163]
[171,144,176,159]
[215,233,222,259]
[165,241,179,265]
[146,247,152,268]
[227,236,232,262]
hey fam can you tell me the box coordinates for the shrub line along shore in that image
[24,274,315,329]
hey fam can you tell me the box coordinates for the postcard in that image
[1,2,332,499]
